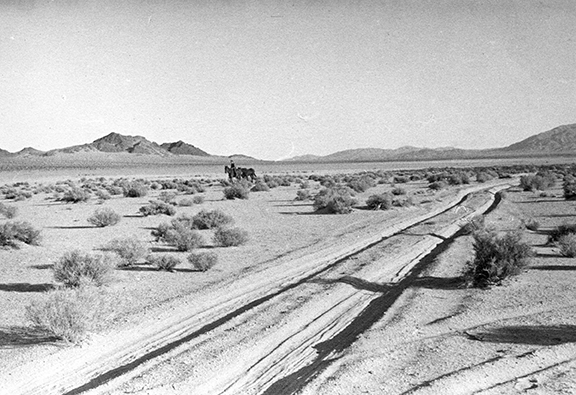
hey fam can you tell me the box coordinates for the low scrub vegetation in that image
[188,251,218,271]
[0,202,17,218]
[146,254,181,272]
[465,229,533,287]
[548,223,576,244]
[295,189,311,201]
[26,287,107,344]
[366,193,393,210]
[556,234,576,257]
[213,227,249,247]
[0,221,42,248]
[563,175,576,200]
[191,209,234,229]
[123,182,149,198]
[87,208,121,227]
[223,183,250,200]
[519,172,556,191]
[53,250,115,287]
[313,187,357,214]
[105,236,148,266]
[524,218,540,231]
[139,200,176,216]
[60,187,90,203]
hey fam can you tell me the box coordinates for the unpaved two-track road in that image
[3,181,515,395]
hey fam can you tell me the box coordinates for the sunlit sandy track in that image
[1,180,513,395]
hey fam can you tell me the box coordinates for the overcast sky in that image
[0,0,575,160]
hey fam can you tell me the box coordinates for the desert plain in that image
[0,156,575,395]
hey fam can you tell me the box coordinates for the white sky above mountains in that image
[1,0,575,160]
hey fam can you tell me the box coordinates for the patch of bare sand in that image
[302,186,576,394]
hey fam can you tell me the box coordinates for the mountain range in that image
[0,123,575,162]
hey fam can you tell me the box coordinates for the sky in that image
[0,0,575,160]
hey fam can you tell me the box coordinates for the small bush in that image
[105,236,148,266]
[391,187,406,196]
[193,195,205,204]
[0,202,17,218]
[139,200,176,216]
[178,198,195,207]
[158,191,177,204]
[429,181,447,191]
[61,187,90,203]
[53,250,115,287]
[95,189,111,200]
[0,221,41,248]
[556,234,576,257]
[223,184,250,200]
[366,193,393,210]
[213,227,249,247]
[146,254,180,272]
[26,287,106,344]
[251,182,270,192]
[563,176,576,200]
[313,187,357,214]
[464,230,533,287]
[192,209,234,229]
[461,215,485,235]
[164,224,204,251]
[187,251,218,271]
[295,189,311,201]
[87,208,121,227]
[124,182,148,198]
[549,223,576,244]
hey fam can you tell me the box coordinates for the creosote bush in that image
[295,189,311,201]
[548,223,576,244]
[366,193,393,210]
[0,221,42,248]
[0,202,17,218]
[105,236,148,266]
[461,215,486,235]
[563,175,576,200]
[139,200,176,216]
[213,227,249,247]
[87,208,121,227]
[53,250,115,287]
[464,229,533,287]
[26,287,107,344]
[524,218,540,231]
[223,183,250,200]
[191,209,234,229]
[188,251,218,271]
[556,234,576,257]
[313,187,357,214]
[123,182,149,198]
[60,187,90,203]
[146,254,181,272]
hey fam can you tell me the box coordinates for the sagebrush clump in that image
[146,254,181,272]
[139,200,176,216]
[223,183,250,200]
[105,236,149,266]
[0,202,17,218]
[87,208,122,227]
[53,250,115,287]
[191,209,234,229]
[0,221,41,248]
[464,229,533,287]
[213,227,249,247]
[188,251,218,271]
[366,193,393,210]
[26,287,107,344]
[556,234,576,257]
[313,187,357,214]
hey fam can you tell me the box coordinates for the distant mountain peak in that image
[505,123,576,152]
[160,140,209,156]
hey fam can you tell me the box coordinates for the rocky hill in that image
[504,124,576,151]
[160,141,209,156]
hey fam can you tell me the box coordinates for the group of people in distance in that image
[225,160,257,182]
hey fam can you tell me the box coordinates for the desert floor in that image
[0,164,575,395]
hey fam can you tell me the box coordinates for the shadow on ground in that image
[467,325,576,346]
[310,276,391,293]
[0,326,59,348]
[0,283,55,292]
[529,265,576,271]
[411,276,465,290]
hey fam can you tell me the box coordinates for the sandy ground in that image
[1,167,575,395]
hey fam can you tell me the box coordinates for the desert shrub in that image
[448,172,470,185]
[165,224,204,251]
[428,181,447,191]
[520,173,555,191]
[223,184,250,200]
[95,189,111,200]
[461,215,486,235]
[26,287,106,344]
[123,182,148,198]
[60,187,90,203]
[295,189,311,201]
[563,175,576,200]
[0,202,17,218]
[366,193,393,210]
[393,176,409,183]
[347,176,376,193]
[391,187,406,196]
[53,250,115,287]
[213,227,249,247]
[87,208,121,227]
[108,186,124,196]
[524,218,540,231]
[191,209,234,229]
[464,229,533,287]
[105,236,148,266]
[193,195,205,204]
[475,172,493,183]
[187,251,218,271]
[393,196,415,207]
[139,200,176,216]
[0,221,41,247]
[313,187,357,214]
[251,182,270,192]
[178,198,195,206]
[158,191,177,204]
[556,234,576,257]
[548,223,576,244]
[146,254,180,272]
